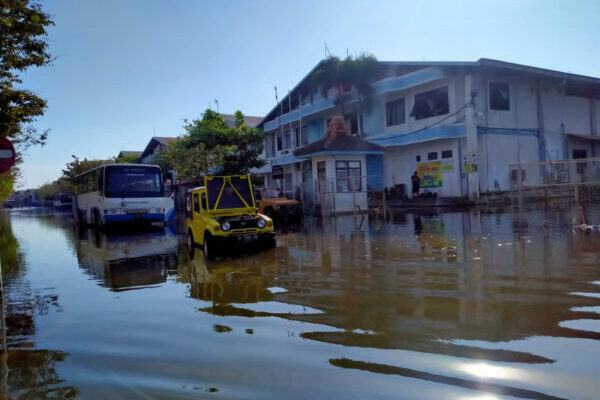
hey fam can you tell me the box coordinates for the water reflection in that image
[0,212,77,398]
[74,226,179,291]
[1,208,599,399]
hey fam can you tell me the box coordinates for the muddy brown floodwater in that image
[0,208,599,399]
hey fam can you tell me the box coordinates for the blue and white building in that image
[257,58,600,203]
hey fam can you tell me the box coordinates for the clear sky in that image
[17,0,600,188]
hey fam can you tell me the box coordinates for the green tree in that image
[115,153,140,164]
[309,53,378,135]
[165,109,266,180]
[1,0,53,145]
[61,155,114,181]
[1,1,54,199]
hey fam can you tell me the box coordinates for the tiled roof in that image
[222,114,262,128]
[294,134,383,157]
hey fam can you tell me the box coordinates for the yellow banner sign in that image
[417,162,442,188]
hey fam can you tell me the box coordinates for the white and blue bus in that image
[72,164,174,227]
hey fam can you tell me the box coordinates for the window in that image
[301,125,308,145]
[386,98,405,126]
[442,150,453,159]
[284,130,291,149]
[411,86,449,120]
[295,127,301,147]
[416,155,421,162]
[346,113,359,135]
[489,82,510,111]
[193,194,200,213]
[317,161,326,193]
[284,173,293,192]
[336,160,361,192]
[277,131,282,151]
[201,193,207,210]
[428,152,438,160]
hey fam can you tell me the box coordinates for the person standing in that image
[411,171,420,197]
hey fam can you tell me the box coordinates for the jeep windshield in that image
[262,189,282,198]
[205,176,255,211]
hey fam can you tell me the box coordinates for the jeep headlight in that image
[257,218,266,228]
[221,221,231,231]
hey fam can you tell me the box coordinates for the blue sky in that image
[18,0,600,188]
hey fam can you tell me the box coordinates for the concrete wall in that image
[383,138,463,197]
[477,133,540,192]
[312,154,368,215]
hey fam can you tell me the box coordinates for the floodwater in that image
[0,208,599,400]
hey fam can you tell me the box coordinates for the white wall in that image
[383,139,463,197]
[478,133,540,192]
[312,154,368,215]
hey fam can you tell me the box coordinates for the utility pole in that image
[214,99,219,113]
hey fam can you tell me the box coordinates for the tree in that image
[61,155,114,181]
[115,153,140,164]
[165,109,266,180]
[1,0,53,145]
[309,53,379,135]
[0,1,54,199]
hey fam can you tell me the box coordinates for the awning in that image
[567,133,600,142]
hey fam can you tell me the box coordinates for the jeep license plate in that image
[241,235,257,242]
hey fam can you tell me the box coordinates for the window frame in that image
[386,97,406,127]
[335,160,362,192]
[427,152,438,161]
[411,86,450,120]
[489,81,511,111]
[441,150,453,159]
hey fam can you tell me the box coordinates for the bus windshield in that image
[105,166,163,198]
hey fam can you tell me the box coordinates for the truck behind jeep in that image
[255,188,301,223]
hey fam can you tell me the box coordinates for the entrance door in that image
[573,149,587,175]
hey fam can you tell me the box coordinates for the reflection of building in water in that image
[75,227,178,291]
[263,212,600,359]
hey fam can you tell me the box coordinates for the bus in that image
[72,164,174,227]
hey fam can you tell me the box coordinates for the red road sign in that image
[0,137,16,174]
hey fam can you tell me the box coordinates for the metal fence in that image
[509,158,600,226]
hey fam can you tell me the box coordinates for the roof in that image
[259,58,600,128]
[140,136,178,160]
[567,133,600,142]
[117,150,142,157]
[294,134,383,157]
[222,114,262,128]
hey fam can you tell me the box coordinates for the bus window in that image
[98,169,104,196]
[193,193,200,213]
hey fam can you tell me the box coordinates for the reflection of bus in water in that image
[72,164,174,227]
[75,227,178,291]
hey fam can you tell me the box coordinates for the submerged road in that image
[0,208,599,399]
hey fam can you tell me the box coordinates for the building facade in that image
[256,58,600,204]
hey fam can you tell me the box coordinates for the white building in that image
[256,58,600,204]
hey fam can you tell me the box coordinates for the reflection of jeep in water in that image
[186,176,276,258]
[255,188,301,222]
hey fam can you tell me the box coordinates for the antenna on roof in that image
[325,42,331,58]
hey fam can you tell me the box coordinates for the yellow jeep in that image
[186,175,275,258]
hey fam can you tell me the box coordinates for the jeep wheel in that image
[203,232,216,259]
[187,230,195,259]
